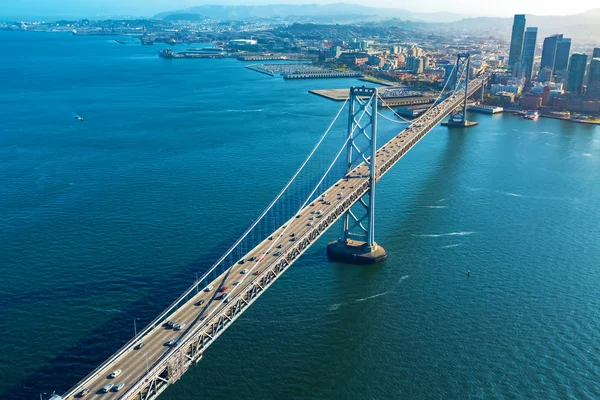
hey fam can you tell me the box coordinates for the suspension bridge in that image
[47,54,488,400]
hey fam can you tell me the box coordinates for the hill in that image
[154,3,470,23]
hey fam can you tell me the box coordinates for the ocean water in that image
[1,31,600,400]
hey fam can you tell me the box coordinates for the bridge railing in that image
[63,77,488,399]
[61,264,219,398]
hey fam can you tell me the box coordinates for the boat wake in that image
[441,243,463,249]
[212,109,265,114]
[329,275,410,311]
[85,306,123,314]
[465,185,523,198]
[413,231,475,238]
[422,205,447,209]
[583,153,592,157]
[502,191,522,197]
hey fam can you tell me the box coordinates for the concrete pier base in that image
[327,239,387,264]
[441,120,478,128]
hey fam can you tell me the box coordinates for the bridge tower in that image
[443,53,478,128]
[327,86,387,264]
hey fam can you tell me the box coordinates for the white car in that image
[241,269,248,274]
[174,323,185,331]
[205,285,213,292]
[114,383,125,391]
[109,369,122,378]
[102,384,114,393]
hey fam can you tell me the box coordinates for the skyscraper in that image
[567,53,588,95]
[589,58,600,85]
[540,34,563,72]
[593,48,600,59]
[554,38,571,71]
[521,27,538,82]
[587,58,600,99]
[508,14,526,68]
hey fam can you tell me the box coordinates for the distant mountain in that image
[154,3,471,23]
[443,8,600,44]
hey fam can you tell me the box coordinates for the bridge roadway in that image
[61,77,486,400]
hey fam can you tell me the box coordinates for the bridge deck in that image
[61,78,485,400]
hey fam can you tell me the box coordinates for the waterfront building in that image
[520,93,543,109]
[586,58,600,100]
[593,48,600,59]
[554,38,571,72]
[542,86,551,105]
[540,34,563,73]
[508,14,527,68]
[567,53,588,96]
[229,39,258,46]
[494,91,516,105]
[521,27,538,83]
[338,52,369,66]
[491,83,523,96]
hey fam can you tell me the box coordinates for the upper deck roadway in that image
[59,76,486,400]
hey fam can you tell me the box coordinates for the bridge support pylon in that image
[327,86,387,265]
[443,53,478,128]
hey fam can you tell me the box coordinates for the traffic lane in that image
[70,157,372,398]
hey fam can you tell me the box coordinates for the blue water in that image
[2,31,600,400]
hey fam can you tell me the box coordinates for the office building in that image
[554,38,571,72]
[589,58,600,85]
[443,64,457,87]
[567,53,588,95]
[522,27,538,82]
[508,14,527,67]
[587,58,600,99]
[593,48,600,59]
[540,34,563,73]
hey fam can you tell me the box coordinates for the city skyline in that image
[2,0,599,18]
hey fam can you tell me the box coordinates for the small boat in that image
[523,111,539,120]
[74,115,84,121]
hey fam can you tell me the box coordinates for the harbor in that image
[158,48,226,59]
[245,63,363,80]
[468,104,504,114]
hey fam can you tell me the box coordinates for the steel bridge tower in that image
[443,53,479,128]
[327,86,387,264]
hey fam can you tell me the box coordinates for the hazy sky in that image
[2,0,598,18]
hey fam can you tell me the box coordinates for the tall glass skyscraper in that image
[588,58,600,86]
[587,58,600,99]
[540,34,563,72]
[567,53,588,95]
[521,27,538,82]
[508,14,526,68]
[593,48,600,59]
[554,38,572,72]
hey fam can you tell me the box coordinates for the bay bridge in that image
[47,54,488,400]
